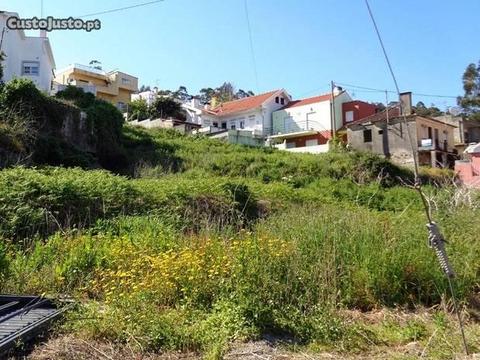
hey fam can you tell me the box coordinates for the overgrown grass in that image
[0,128,477,358]
[1,203,479,357]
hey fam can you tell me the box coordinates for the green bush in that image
[0,167,147,239]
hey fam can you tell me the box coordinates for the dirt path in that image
[11,335,480,360]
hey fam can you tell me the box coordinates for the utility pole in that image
[330,81,336,139]
[0,27,6,52]
[385,90,389,126]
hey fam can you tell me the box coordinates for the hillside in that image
[0,126,479,359]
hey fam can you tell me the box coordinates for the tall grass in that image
[0,128,477,357]
[2,201,478,356]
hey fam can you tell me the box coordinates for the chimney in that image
[39,30,47,38]
[399,92,412,115]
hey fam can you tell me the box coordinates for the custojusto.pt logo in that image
[7,16,101,32]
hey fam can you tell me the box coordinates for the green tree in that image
[199,87,215,104]
[138,85,151,92]
[235,89,254,99]
[413,101,444,117]
[150,97,186,120]
[459,61,480,121]
[173,86,190,102]
[128,99,149,121]
[215,82,236,103]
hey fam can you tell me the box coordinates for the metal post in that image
[330,81,336,139]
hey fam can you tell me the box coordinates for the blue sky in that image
[3,0,479,108]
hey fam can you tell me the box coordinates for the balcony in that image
[53,83,97,96]
[418,138,448,152]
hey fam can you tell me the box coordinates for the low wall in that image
[455,159,480,187]
[274,143,329,154]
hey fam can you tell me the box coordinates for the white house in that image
[0,11,55,92]
[268,90,353,153]
[182,98,204,125]
[131,89,158,106]
[201,89,292,137]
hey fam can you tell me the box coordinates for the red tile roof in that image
[346,106,401,126]
[282,93,332,109]
[206,90,281,117]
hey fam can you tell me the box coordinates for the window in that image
[204,120,211,126]
[239,120,245,129]
[121,77,131,85]
[212,121,218,128]
[378,130,384,135]
[286,142,296,149]
[305,139,318,147]
[275,96,279,104]
[345,110,354,123]
[280,98,285,105]
[230,124,236,130]
[221,122,227,129]
[363,129,372,143]
[22,61,40,76]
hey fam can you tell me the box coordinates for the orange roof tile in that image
[207,90,281,117]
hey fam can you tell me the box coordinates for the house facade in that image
[268,90,376,153]
[346,93,457,168]
[54,64,138,111]
[434,115,480,152]
[201,89,291,138]
[0,11,56,92]
[131,89,158,106]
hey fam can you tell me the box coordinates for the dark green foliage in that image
[0,78,44,111]
[0,167,147,240]
[56,85,96,108]
[85,100,126,171]
[150,96,186,120]
[222,182,259,223]
[55,85,126,171]
[127,98,149,121]
[413,101,444,117]
[121,126,183,175]
[32,136,96,168]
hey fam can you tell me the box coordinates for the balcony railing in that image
[272,119,330,135]
[53,83,97,95]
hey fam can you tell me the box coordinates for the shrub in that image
[0,167,147,239]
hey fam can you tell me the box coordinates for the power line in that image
[77,0,164,19]
[244,0,260,93]
[334,81,458,99]
[364,0,469,355]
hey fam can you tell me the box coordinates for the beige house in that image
[54,64,138,112]
[346,93,457,168]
